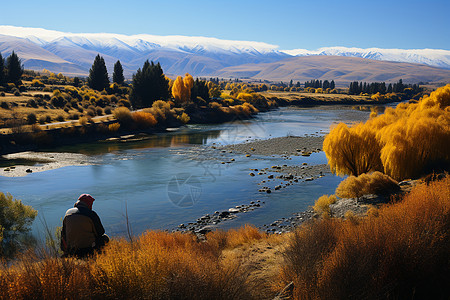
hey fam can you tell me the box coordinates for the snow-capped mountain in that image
[0,25,288,76]
[283,47,450,70]
[0,25,449,80]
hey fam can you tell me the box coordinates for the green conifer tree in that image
[0,53,5,86]
[87,54,109,91]
[113,60,125,85]
[6,51,23,85]
[130,60,169,108]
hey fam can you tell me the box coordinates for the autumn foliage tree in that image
[324,84,450,180]
[172,73,194,104]
[324,122,383,176]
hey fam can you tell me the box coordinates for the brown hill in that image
[215,55,450,85]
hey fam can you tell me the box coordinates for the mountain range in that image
[1,25,450,84]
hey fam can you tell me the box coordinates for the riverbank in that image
[172,134,419,236]
[0,151,92,177]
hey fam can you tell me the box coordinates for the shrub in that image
[335,171,400,199]
[0,192,37,257]
[57,115,65,122]
[14,91,21,96]
[104,106,112,114]
[96,107,103,116]
[312,194,337,216]
[27,113,37,124]
[108,122,120,132]
[281,176,450,299]
[86,108,96,117]
[78,116,89,126]
[118,99,131,108]
[113,107,133,126]
[31,79,45,87]
[0,102,9,109]
[51,96,66,108]
[27,99,38,108]
[0,92,5,97]
[132,111,157,128]
[38,116,47,124]
[177,112,190,124]
[69,113,79,120]
[151,100,172,121]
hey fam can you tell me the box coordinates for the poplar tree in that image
[113,60,125,85]
[87,54,109,91]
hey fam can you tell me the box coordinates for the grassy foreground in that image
[0,176,448,299]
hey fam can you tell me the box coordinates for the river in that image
[0,105,372,239]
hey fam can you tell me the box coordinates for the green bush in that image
[0,192,37,257]
[27,113,37,124]
[0,102,9,109]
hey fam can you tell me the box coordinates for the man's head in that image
[78,194,95,209]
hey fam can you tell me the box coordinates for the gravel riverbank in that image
[0,151,91,177]
[221,135,324,156]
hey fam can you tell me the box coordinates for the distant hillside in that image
[283,47,450,70]
[215,56,450,85]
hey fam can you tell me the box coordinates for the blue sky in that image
[3,0,449,50]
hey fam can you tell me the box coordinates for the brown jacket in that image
[61,201,105,252]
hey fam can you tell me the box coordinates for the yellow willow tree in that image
[378,104,450,180]
[324,84,450,180]
[183,73,194,96]
[323,122,383,176]
[172,73,193,104]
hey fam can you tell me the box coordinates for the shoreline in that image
[0,151,92,177]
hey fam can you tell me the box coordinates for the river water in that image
[0,106,371,239]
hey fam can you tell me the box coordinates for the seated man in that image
[61,194,109,258]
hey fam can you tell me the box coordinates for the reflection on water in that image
[0,106,372,239]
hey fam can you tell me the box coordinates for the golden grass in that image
[281,176,450,299]
[0,225,277,299]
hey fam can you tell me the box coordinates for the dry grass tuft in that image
[312,194,337,216]
[281,176,450,299]
[0,226,272,299]
[335,171,400,199]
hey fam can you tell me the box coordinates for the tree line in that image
[348,79,422,95]
[304,79,335,90]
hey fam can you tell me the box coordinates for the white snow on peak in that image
[1,26,449,69]
[282,47,450,69]
[0,25,279,54]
